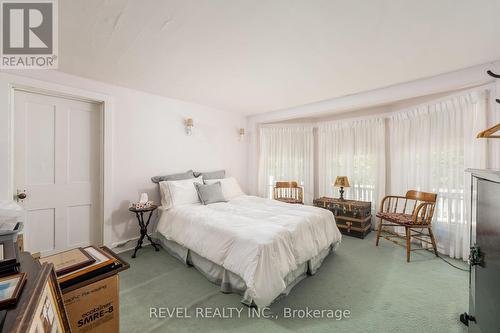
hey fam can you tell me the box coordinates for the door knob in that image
[16,190,27,201]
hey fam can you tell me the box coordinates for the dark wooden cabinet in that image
[313,197,372,238]
[0,252,70,332]
[0,246,129,333]
[463,170,500,333]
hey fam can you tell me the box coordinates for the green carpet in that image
[119,233,468,333]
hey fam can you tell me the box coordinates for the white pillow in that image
[159,176,203,209]
[204,177,244,200]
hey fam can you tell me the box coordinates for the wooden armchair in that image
[375,190,438,262]
[273,181,304,204]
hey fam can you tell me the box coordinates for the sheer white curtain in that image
[258,125,314,204]
[318,118,386,226]
[389,90,488,259]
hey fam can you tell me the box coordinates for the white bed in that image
[156,194,342,308]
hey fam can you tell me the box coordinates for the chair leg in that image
[428,227,438,257]
[375,219,383,246]
[406,227,411,262]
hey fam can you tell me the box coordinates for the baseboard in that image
[111,234,160,254]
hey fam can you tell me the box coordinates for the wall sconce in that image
[239,128,245,141]
[185,118,194,136]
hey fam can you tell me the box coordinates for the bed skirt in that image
[155,233,339,307]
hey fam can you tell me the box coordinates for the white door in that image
[14,90,101,256]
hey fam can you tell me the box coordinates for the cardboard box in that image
[63,275,119,333]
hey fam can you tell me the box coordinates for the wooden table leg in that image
[132,210,160,258]
[144,210,160,252]
[132,211,146,258]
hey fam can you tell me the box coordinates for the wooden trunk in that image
[313,197,372,239]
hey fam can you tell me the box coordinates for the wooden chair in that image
[375,190,438,262]
[273,181,304,204]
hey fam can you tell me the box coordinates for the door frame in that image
[7,83,113,248]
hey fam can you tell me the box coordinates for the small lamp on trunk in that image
[334,176,350,201]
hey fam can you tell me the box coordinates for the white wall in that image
[0,70,248,249]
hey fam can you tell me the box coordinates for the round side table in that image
[129,205,161,258]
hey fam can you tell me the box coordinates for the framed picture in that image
[58,245,115,283]
[0,272,27,309]
[12,263,71,333]
[39,247,96,276]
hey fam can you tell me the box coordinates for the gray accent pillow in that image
[151,170,194,184]
[194,169,226,180]
[194,182,227,205]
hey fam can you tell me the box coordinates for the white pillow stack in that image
[159,176,203,209]
[204,177,244,200]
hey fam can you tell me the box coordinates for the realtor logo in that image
[1,0,58,68]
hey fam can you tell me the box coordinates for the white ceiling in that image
[59,0,500,115]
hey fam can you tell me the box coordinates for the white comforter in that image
[156,195,342,307]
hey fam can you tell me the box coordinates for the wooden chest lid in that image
[313,197,371,208]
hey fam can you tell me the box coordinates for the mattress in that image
[156,195,342,307]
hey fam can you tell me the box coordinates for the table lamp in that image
[334,176,350,201]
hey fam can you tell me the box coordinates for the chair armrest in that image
[379,195,408,213]
[413,202,435,224]
[382,195,407,200]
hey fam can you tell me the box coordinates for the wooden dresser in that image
[313,197,372,238]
